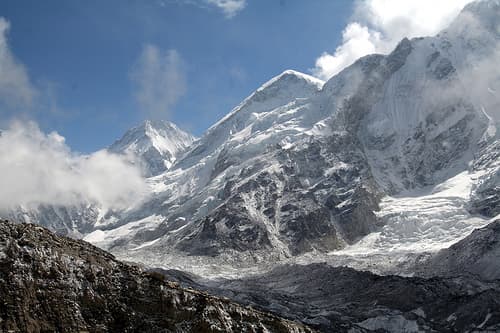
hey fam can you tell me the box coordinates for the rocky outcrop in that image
[469,139,500,218]
[0,220,314,333]
[417,219,500,280]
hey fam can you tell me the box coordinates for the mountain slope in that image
[86,68,385,272]
[0,219,314,333]
[109,120,195,177]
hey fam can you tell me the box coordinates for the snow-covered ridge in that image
[206,69,324,135]
[175,69,325,169]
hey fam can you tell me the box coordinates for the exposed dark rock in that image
[417,219,500,281]
[190,263,500,333]
[0,220,315,333]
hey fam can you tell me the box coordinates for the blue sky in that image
[0,0,352,152]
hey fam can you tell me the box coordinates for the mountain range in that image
[78,0,499,278]
[0,1,499,331]
[3,0,499,278]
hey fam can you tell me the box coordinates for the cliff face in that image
[0,220,314,333]
[417,218,500,281]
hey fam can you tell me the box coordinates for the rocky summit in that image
[0,220,314,333]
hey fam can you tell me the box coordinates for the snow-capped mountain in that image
[7,0,498,278]
[80,0,499,277]
[109,119,195,177]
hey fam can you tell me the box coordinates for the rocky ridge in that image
[0,219,314,333]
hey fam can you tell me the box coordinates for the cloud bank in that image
[0,17,37,108]
[0,121,147,211]
[312,0,475,80]
[131,45,186,120]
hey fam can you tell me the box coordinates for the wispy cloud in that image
[130,45,186,120]
[0,17,37,108]
[0,121,147,211]
[205,0,246,18]
[312,0,475,80]
[157,0,246,18]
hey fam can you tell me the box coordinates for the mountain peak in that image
[199,69,324,148]
[258,69,325,92]
[109,120,195,176]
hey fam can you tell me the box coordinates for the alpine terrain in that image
[79,0,500,277]
[1,0,500,332]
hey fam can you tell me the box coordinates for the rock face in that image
[469,140,500,218]
[191,263,500,333]
[417,219,500,280]
[0,220,314,333]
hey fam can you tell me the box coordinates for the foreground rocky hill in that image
[3,218,499,333]
[0,220,314,333]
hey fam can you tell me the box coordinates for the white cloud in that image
[312,0,475,80]
[0,17,37,107]
[130,45,186,120]
[0,121,147,211]
[205,0,246,18]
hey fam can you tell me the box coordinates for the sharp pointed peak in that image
[259,69,325,91]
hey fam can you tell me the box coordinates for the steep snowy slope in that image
[109,120,195,176]
[81,1,499,277]
[359,0,499,192]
